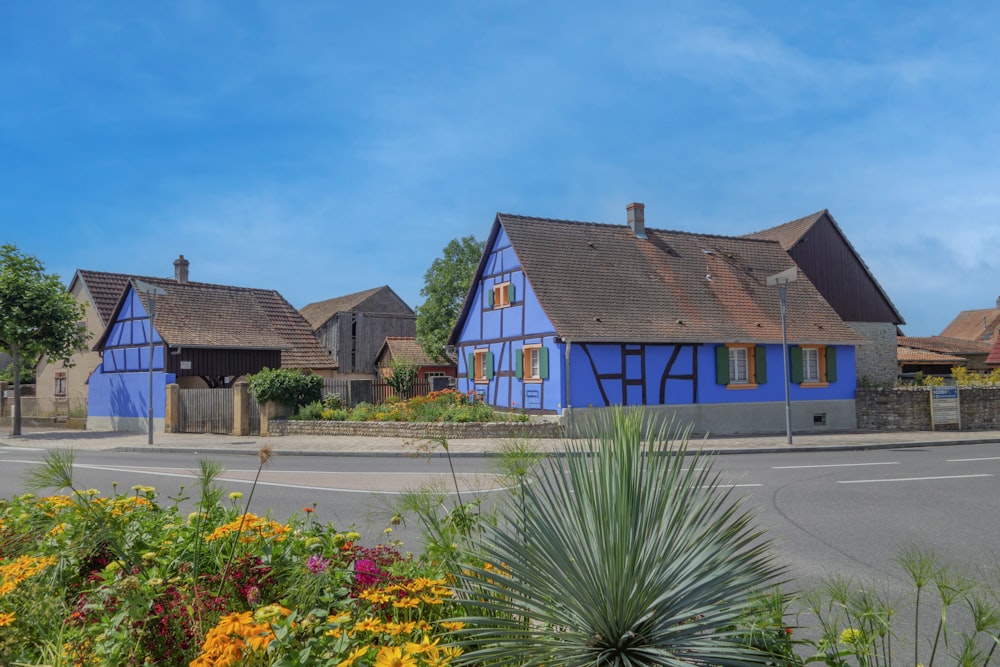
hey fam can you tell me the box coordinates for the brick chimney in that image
[174,254,189,284]
[626,202,647,239]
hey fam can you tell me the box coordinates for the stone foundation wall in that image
[857,386,1000,431]
[269,419,563,439]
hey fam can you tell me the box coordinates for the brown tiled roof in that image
[300,286,393,329]
[940,308,1000,342]
[488,214,864,345]
[897,346,965,364]
[75,270,160,325]
[377,337,455,367]
[93,277,335,369]
[897,336,993,355]
[743,210,828,249]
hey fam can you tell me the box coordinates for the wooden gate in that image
[178,388,260,435]
[179,388,234,435]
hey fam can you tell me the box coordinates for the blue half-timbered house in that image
[448,203,867,434]
[88,257,334,432]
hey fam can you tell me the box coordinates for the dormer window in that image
[487,282,515,309]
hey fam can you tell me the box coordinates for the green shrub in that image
[321,393,343,410]
[247,367,322,410]
[321,408,348,421]
[348,402,375,421]
[292,400,325,420]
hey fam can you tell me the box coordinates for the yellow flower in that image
[392,596,421,609]
[352,616,383,634]
[346,531,361,541]
[359,588,392,604]
[337,646,370,667]
[375,645,417,667]
[437,621,465,632]
[229,491,244,500]
[0,612,15,627]
[840,628,861,645]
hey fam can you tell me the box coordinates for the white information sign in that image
[930,386,960,429]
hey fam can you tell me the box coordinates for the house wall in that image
[455,227,562,412]
[567,399,857,436]
[33,279,103,417]
[86,288,171,432]
[849,321,898,386]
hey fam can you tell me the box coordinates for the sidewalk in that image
[3,426,1000,457]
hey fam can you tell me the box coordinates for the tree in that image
[0,245,88,435]
[415,235,484,362]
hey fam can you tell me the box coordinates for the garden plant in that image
[4,407,994,666]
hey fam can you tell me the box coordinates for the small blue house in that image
[448,203,866,435]
[88,256,335,432]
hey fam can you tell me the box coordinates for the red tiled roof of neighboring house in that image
[92,276,335,370]
[477,214,865,345]
[987,338,1000,365]
[939,307,1000,342]
[897,336,993,355]
[376,337,455,367]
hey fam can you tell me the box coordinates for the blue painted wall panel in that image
[697,344,856,404]
[87,366,175,419]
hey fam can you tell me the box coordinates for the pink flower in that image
[306,554,330,574]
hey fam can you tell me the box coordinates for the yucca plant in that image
[451,407,788,667]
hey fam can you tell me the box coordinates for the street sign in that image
[930,386,960,430]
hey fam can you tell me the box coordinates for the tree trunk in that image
[10,342,21,436]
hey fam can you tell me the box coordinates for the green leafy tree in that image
[0,245,88,435]
[415,235,484,362]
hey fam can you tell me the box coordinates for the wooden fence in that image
[371,381,431,404]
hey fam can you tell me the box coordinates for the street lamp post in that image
[766,267,798,445]
[134,280,167,445]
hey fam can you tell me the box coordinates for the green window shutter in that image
[507,283,516,304]
[486,286,494,307]
[715,346,730,384]
[467,353,476,380]
[515,349,523,379]
[790,346,804,384]
[826,346,838,383]
[539,347,549,379]
[485,351,494,379]
[754,346,767,384]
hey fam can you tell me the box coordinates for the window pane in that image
[804,348,819,381]
[729,348,748,383]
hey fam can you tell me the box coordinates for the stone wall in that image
[269,419,563,439]
[849,321,899,386]
[857,386,1000,431]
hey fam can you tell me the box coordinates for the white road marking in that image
[947,456,1000,462]
[838,474,992,484]
[773,462,899,469]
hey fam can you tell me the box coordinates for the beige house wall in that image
[32,280,104,418]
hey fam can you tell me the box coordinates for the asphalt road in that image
[2,442,995,585]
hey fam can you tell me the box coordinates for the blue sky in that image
[3,2,999,337]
